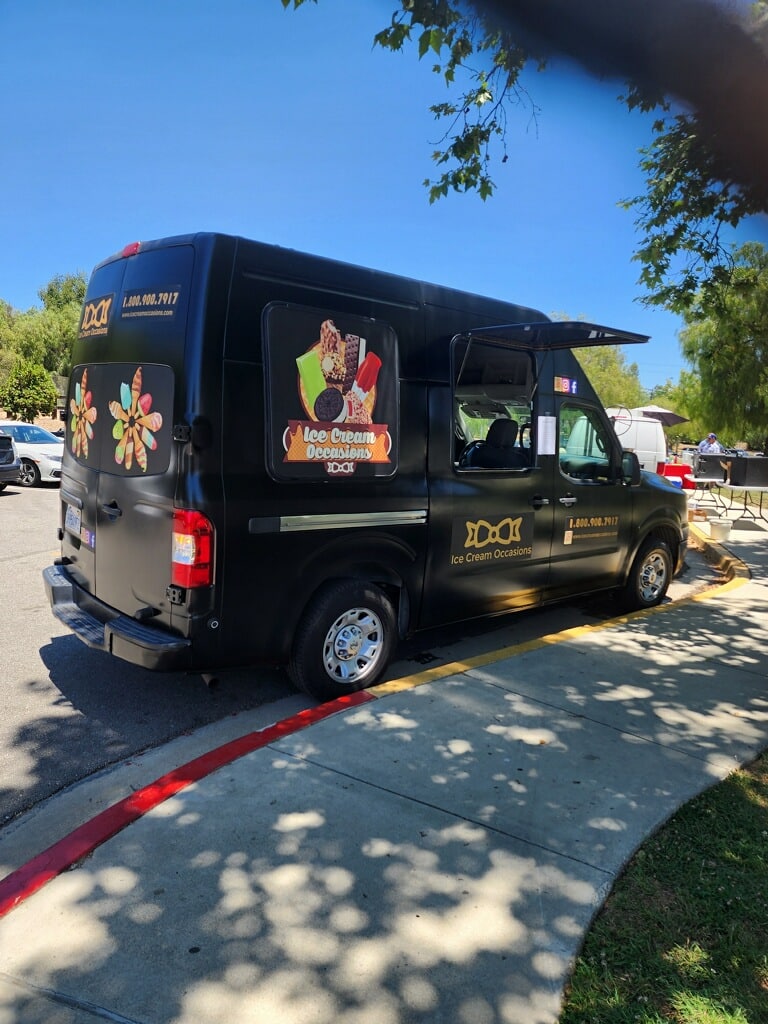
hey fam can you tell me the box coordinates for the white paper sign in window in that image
[537,415,557,456]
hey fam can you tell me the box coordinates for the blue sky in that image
[2,0,765,389]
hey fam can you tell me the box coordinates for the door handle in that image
[529,495,551,509]
[559,495,577,507]
[101,500,123,520]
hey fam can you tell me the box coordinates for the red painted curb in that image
[0,690,375,918]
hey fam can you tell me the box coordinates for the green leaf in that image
[418,28,444,59]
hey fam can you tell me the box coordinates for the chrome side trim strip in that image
[279,510,428,533]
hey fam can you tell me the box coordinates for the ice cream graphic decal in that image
[108,366,164,472]
[70,366,98,459]
[283,318,393,477]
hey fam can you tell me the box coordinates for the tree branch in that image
[476,0,768,204]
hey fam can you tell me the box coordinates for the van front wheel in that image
[620,538,672,611]
[289,580,396,702]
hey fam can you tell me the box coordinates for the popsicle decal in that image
[108,366,163,472]
[69,366,98,459]
[283,317,393,477]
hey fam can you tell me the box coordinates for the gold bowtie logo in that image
[465,517,522,549]
[81,296,113,333]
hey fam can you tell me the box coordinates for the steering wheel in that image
[460,440,485,467]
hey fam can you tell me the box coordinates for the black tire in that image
[0,482,6,493]
[18,459,40,487]
[288,580,396,701]
[619,538,673,611]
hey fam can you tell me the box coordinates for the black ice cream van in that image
[44,233,688,701]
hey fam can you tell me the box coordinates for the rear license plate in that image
[64,503,81,536]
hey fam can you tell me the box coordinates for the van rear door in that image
[61,244,193,624]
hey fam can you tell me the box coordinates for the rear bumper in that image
[43,563,192,671]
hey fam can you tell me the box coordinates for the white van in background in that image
[605,408,667,474]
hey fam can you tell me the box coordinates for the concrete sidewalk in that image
[1,515,767,1024]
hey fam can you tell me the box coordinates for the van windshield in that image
[456,399,531,443]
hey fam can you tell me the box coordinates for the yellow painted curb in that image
[372,529,751,698]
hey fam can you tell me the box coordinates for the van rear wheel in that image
[289,580,396,702]
[620,538,672,611]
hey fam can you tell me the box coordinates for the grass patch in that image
[560,751,768,1023]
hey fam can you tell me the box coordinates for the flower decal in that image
[69,367,98,459]
[108,366,163,471]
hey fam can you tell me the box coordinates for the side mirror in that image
[622,450,642,485]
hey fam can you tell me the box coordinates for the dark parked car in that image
[0,431,21,491]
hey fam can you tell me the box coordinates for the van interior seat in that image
[466,417,529,469]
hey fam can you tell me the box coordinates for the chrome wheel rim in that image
[639,551,668,602]
[322,606,385,685]
[19,462,37,486]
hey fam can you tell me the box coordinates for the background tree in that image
[647,372,705,448]
[0,272,85,378]
[622,109,766,316]
[0,359,58,422]
[35,272,86,375]
[573,346,647,411]
[0,302,16,393]
[679,242,768,445]
[11,308,69,373]
[38,273,86,314]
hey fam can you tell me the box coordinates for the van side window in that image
[452,339,534,471]
[263,303,399,482]
[559,404,615,483]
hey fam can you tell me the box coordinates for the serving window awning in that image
[462,321,649,351]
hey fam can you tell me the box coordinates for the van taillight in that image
[172,509,214,588]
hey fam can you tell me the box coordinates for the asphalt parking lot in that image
[1,480,720,829]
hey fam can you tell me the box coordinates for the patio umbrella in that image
[631,404,689,428]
